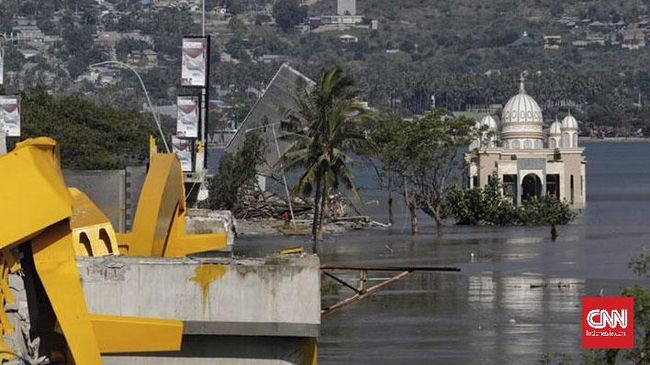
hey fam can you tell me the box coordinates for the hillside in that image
[2,0,650,135]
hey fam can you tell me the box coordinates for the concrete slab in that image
[78,255,320,364]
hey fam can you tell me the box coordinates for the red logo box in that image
[582,297,634,349]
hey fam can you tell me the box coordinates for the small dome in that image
[480,115,498,131]
[549,121,563,135]
[561,114,579,130]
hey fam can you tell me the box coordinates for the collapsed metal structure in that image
[0,137,227,364]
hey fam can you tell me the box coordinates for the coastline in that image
[580,136,650,143]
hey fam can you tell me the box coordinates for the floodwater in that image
[230,142,650,364]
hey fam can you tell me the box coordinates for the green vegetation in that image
[370,110,477,236]
[15,88,156,169]
[5,0,650,133]
[272,0,308,32]
[447,173,577,238]
[206,133,266,215]
[280,67,370,246]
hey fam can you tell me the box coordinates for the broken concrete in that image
[77,254,320,364]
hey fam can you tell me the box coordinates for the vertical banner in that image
[0,96,20,137]
[172,135,193,172]
[177,95,200,138]
[181,37,208,87]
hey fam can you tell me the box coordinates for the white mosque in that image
[467,72,586,207]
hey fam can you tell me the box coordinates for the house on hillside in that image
[543,35,561,49]
[622,26,646,50]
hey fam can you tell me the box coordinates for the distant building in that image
[622,26,646,50]
[95,31,154,49]
[338,34,358,44]
[337,0,356,16]
[543,35,561,49]
[127,49,159,69]
[585,32,606,46]
[466,73,586,208]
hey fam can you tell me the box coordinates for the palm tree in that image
[280,67,370,250]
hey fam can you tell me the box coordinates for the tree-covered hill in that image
[4,0,650,134]
[11,89,157,169]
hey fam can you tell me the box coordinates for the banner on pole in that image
[0,96,20,137]
[177,95,200,138]
[172,135,193,172]
[181,37,208,87]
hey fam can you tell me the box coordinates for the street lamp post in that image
[89,61,170,153]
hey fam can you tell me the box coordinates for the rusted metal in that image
[321,264,461,316]
[322,271,411,316]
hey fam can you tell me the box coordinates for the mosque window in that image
[573,134,578,147]
[546,174,560,199]
[535,140,542,149]
[512,140,521,149]
[524,140,532,149]
[503,175,517,204]
[549,139,556,149]
[570,175,575,204]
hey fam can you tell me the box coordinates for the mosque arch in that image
[521,173,542,202]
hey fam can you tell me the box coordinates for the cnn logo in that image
[582,297,634,349]
[586,309,628,329]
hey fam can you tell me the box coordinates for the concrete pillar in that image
[0,129,6,155]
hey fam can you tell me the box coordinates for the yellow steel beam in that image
[69,188,120,257]
[90,314,182,354]
[31,221,103,365]
[118,153,227,257]
[0,138,72,250]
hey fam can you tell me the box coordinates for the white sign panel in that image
[181,38,207,87]
[177,96,199,138]
[172,135,193,172]
[0,96,20,137]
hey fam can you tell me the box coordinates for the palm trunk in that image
[312,168,323,251]
[318,185,327,241]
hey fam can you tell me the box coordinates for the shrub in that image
[447,172,577,227]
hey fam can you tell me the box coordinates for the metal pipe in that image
[89,61,170,153]
[322,271,412,316]
[320,264,461,272]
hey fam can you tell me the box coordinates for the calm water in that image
[229,142,650,364]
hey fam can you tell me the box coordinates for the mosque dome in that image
[561,113,579,131]
[479,115,498,131]
[500,72,545,149]
[549,121,563,135]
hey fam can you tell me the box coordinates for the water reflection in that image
[320,273,590,364]
[232,142,650,363]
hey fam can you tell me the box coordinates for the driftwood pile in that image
[236,189,390,231]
